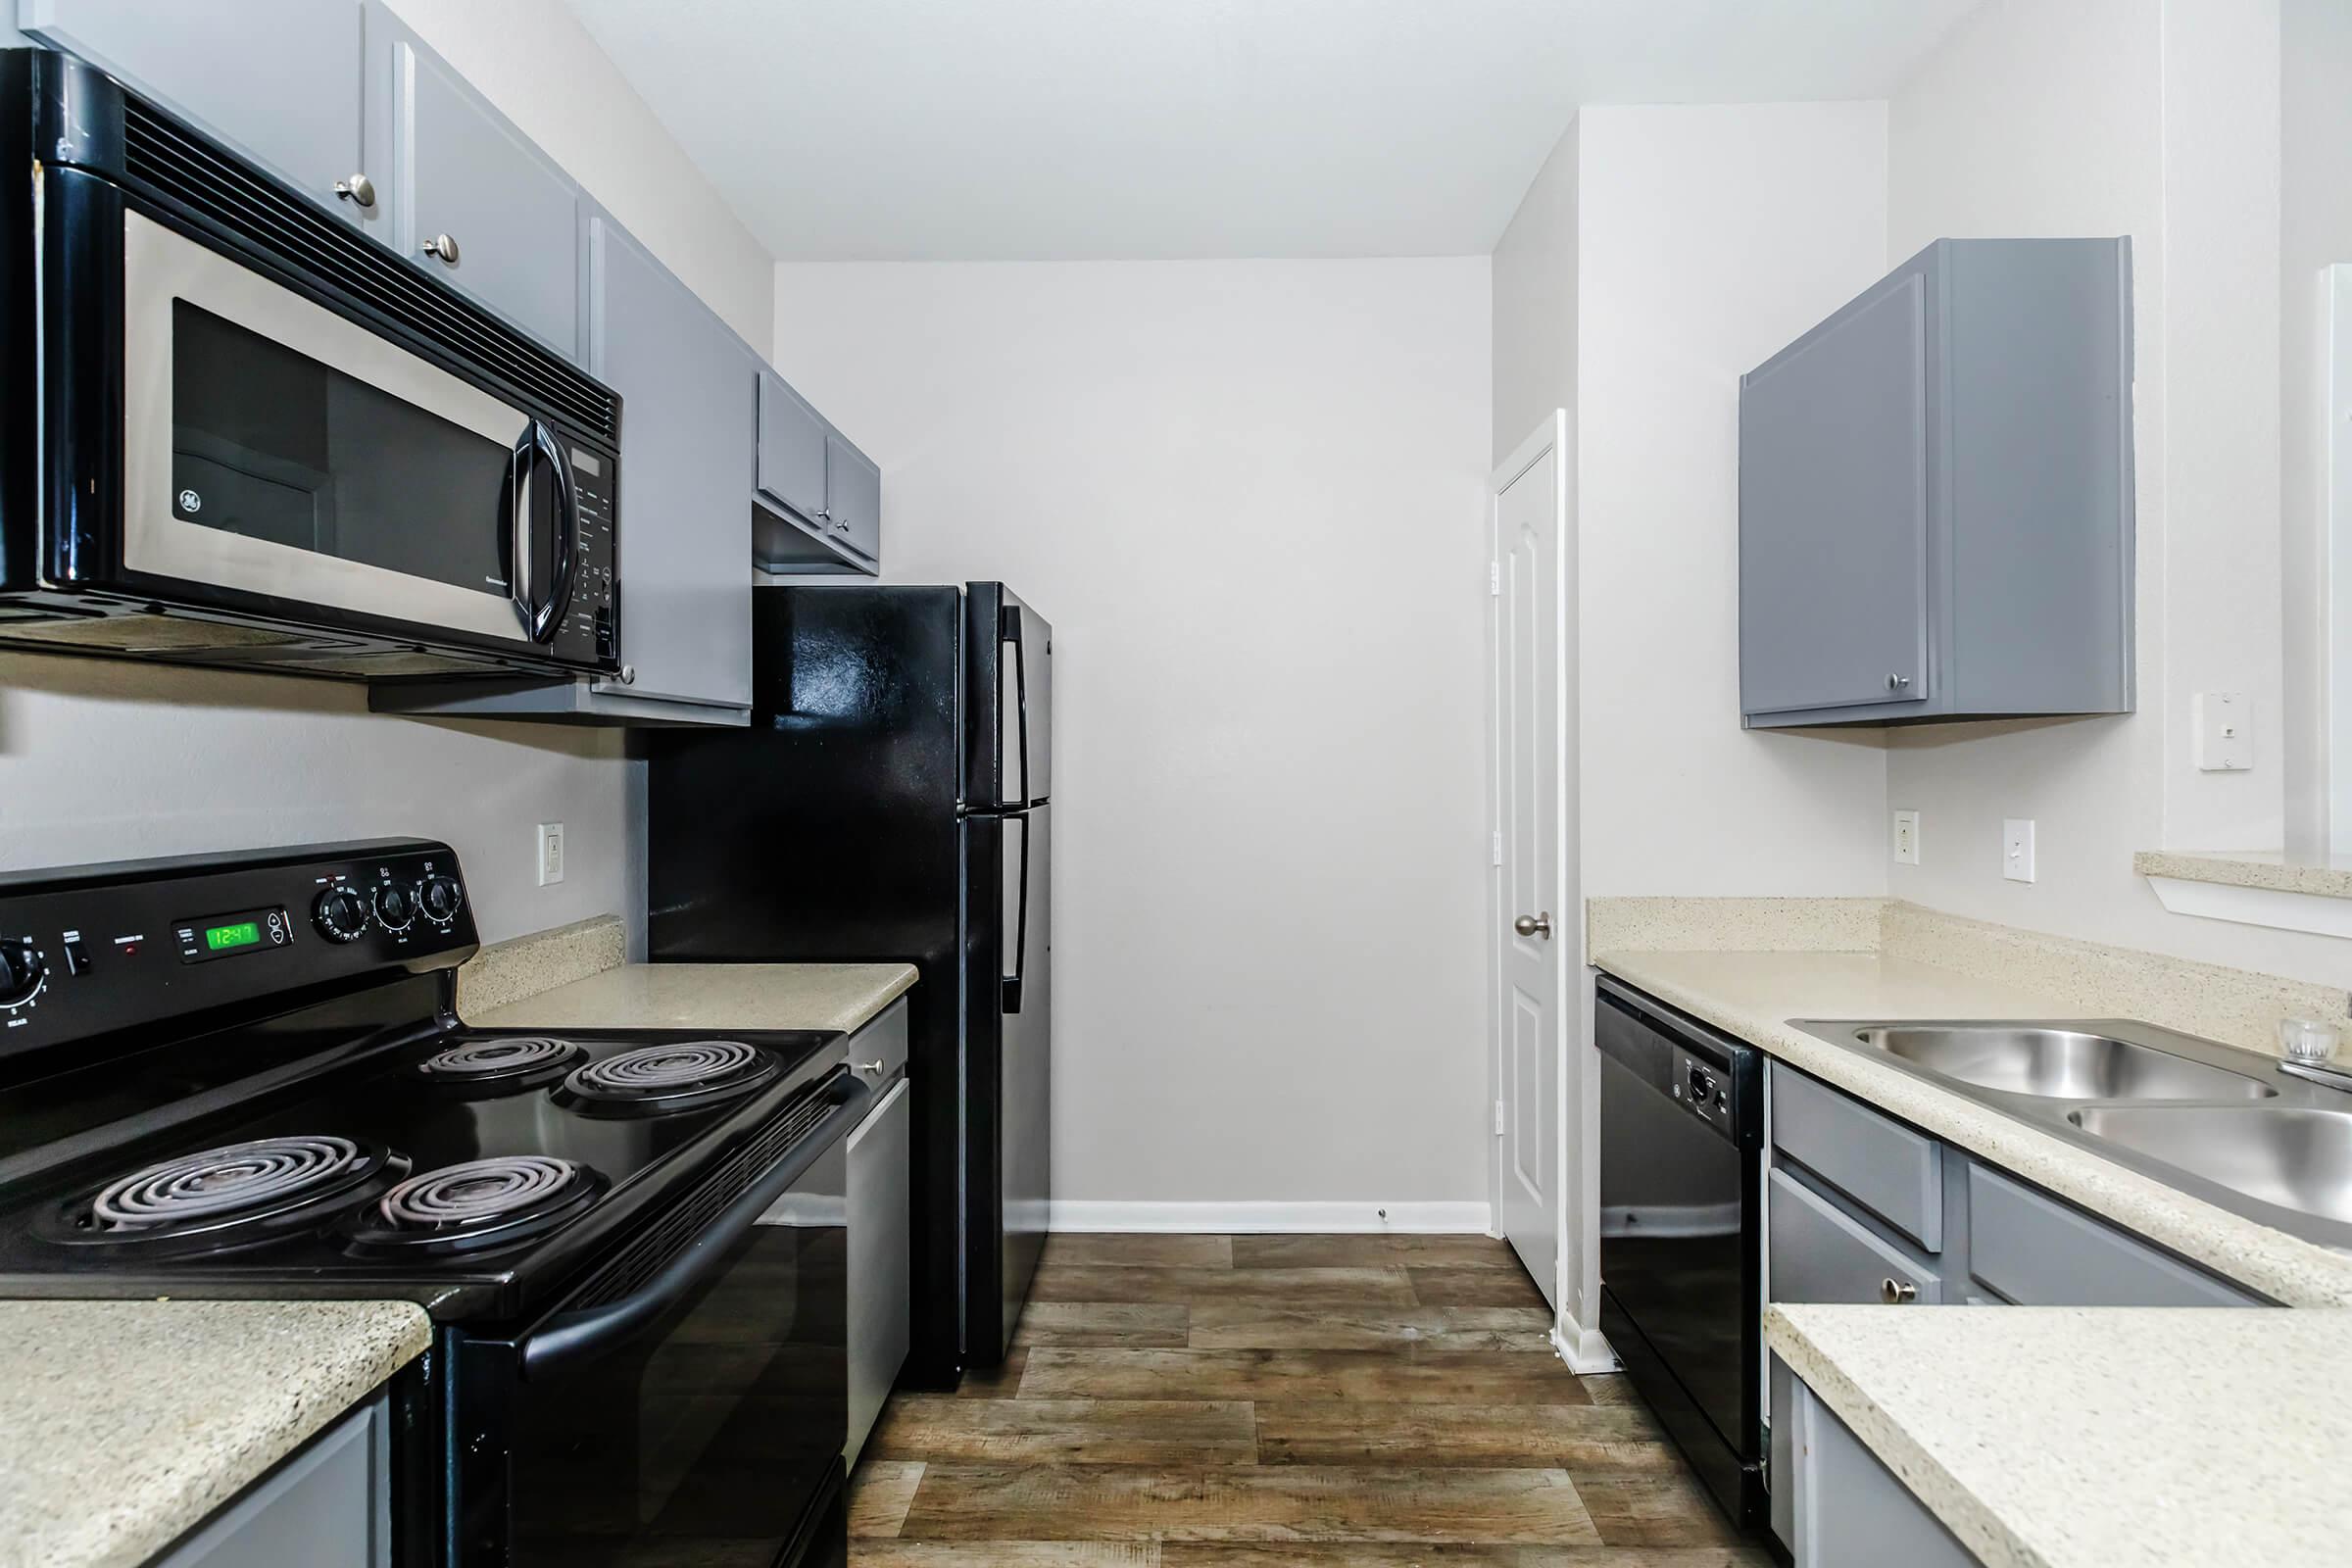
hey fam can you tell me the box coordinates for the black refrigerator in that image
[647,583,1051,1382]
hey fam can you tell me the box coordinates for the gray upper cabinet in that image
[1740,238,2134,727]
[583,210,752,718]
[753,369,883,575]
[362,0,579,359]
[757,369,830,520]
[20,0,369,224]
[826,431,882,564]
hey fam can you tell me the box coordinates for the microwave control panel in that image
[563,445,619,670]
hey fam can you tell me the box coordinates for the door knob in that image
[1880,1277,1918,1304]
[1513,912,1552,939]
[333,173,376,209]
[421,233,461,265]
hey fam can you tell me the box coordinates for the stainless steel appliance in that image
[0,842,853,1567]
[648,582,1052,1382]
[1594,975,1765,1531]
[0,50,621,679]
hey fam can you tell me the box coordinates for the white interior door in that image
[1491,413,1568,1307]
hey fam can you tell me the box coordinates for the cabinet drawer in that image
[848,998,910,1083]
[1771,1065,1943,1251]
[1966,1163,2260,1307]
[1769,1168,1941,1305]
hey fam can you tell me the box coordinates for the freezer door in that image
[960,804,1052,1362]
[964,584,1054,808]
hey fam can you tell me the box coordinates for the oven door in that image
[118,210,576,650]
[460,1073,864,1567]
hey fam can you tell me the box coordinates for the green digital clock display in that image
[204,920,263,953]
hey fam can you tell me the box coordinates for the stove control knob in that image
[418,874,465,926]
[373,881,416,933]
[313,887,373,944]
[0,941,45,1006]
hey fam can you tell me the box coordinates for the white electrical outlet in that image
[2194,691,2252,771]
[2002,818,2036,884]
[1892,809,1921,866]
[536,822,565,887]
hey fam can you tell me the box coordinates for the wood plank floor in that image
[849,1233,1770,1566]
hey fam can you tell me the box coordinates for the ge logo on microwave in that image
[176,488,203,514]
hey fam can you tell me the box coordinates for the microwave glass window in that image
[170,300,521,598]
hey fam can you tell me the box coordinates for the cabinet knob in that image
[618,664,636,685]
[333,173,376,209]
[854,1059,887,1077]
[421,233,461,265]
[1886,673,1912,692]
[1880,1277,1918,1304]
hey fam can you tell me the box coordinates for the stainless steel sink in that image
[1789,1015,2352,1251]
[1854,1025,2278,1102]
[2067,1105,2352,1226]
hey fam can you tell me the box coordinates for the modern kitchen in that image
[0,1,2346,1565]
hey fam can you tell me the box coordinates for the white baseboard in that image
[1551,1317,1621,1374]
[1048,1200,1495,1235]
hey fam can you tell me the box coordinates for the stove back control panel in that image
[0,840,478,1065]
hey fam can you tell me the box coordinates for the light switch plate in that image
[536,822,565,886]
[1892,809,1921,866]
[2002,818,2036,884]
[2194,691,2252,771]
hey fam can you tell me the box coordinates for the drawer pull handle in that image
[1880,1277,1919,1304]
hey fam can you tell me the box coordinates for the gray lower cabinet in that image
[1779,1373,1982,1568]
[155,1394,390,1568]
[580,209,751,718]
[847,1000,913,1466]
[754,369,882,575]
[1967,1163,2259,1307]
[1740,237,2133,726]
[362,0,580,359]
[847,1075,911,1466]
[1769,1168,1943,1305]
[19,0,368,226]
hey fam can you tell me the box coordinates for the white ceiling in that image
[567,0,1978,263]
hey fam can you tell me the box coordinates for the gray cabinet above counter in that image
[756,368,883,574]
[24,0,881,723]
[1740,237,2134,727]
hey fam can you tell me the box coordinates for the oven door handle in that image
[519,1072,869,1381]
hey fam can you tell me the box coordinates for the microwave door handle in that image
[507,431,533,633]
[519,1072,870,1382]
[527,419,577,643]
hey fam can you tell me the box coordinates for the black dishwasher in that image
[1594,975,1764,1531]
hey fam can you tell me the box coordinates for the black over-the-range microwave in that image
[0,49,622,679]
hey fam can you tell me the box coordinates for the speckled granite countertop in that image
[1767,1302,2352,1567]
[2135,848,2352,901]
[467,961,916,1035]
[0,1299,428,1568]
[1591,947,2352,1306]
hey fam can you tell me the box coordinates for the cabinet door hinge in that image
[1489,561,1500,597]
[1492,830,1503,866]
[1494,1099,1506,1137]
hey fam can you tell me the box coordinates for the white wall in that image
[772,258,1494,1213]
[2282,0,2352,856]
[1885,0,2352,980]
[0,1,777,948]
[1576,103,1892,903]
[1492,119,1579,466]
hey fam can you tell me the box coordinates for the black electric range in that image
[0,840,861,1568]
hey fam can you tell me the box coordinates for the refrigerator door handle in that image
[1002,606,1031,808]
[1003,810,1031,1014]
